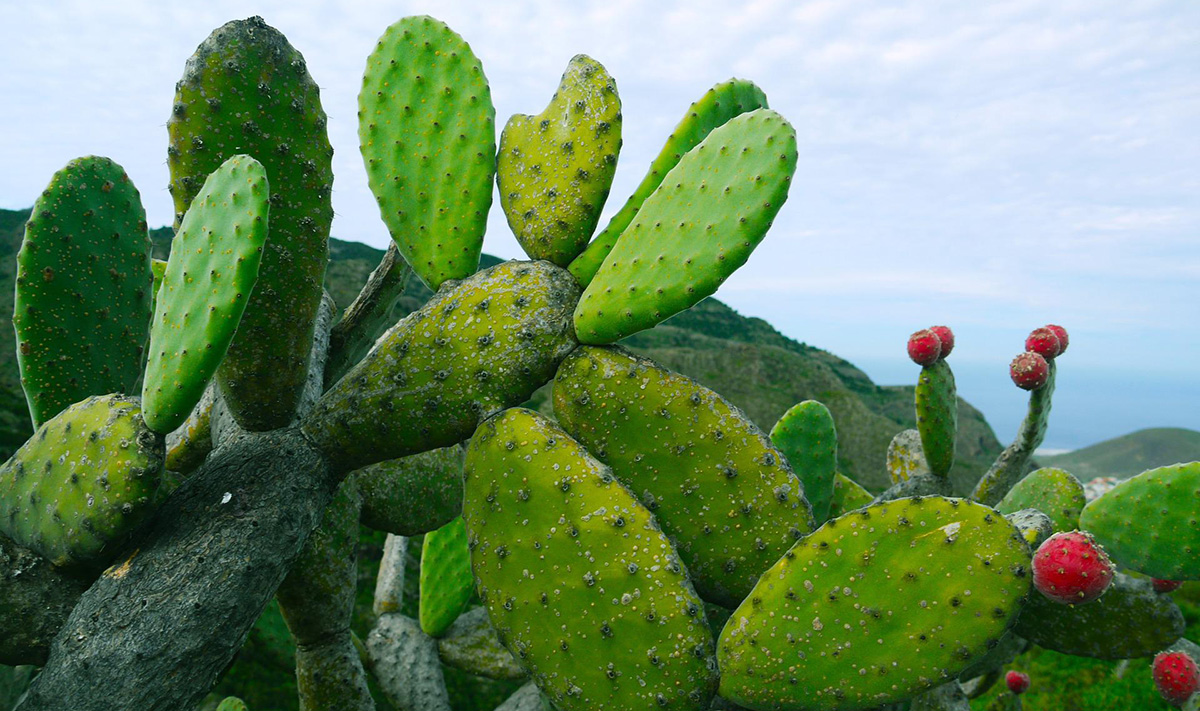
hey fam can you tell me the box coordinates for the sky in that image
[1,0,1197,452]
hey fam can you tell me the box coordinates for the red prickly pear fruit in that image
[1153,650,1200,706]
[907,329,942,366]
[1153,579,1184,594]
[1005,670,1031,695]
[1032,530,1115,604]
[1045,324,1069,355]
[1025,327,1063,359]
[1010,352,1049,391]
[929,325,954,359]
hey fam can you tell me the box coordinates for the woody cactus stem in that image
[972,361,1056,506]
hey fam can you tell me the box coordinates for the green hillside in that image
[1040,427,1200,481]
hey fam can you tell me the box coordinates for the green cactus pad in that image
[828,472,874,518]
[1013,573,1184,659]
[886,429,929,484]
[463,408,718,711]
[420,516,474,637]
[770,400,837,524]
[1079,462,1200,579]
[142,155,268,434]
[359,15,495,290]
[568,79,768,286]
[916,360,957,478]
[149,258,167,312]
[553,346,814,608]
[497,54,621,266]
[718,496,1031,711]
[573,109,796,344]
[216,698,248,711]
[355,446,464,536]
[996,467,1086,533]
[169,16,332,431]
[303,260,579,473]
[14,156,152,428]
[0,394,164,569]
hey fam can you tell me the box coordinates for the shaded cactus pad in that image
[718,496,1031,711]
[996,467,1086,533]
[15,156,152,428]
[0,394,164,569]
[553,345,814,608]
[498,54,621,266]
[915,359,957,478]
[771,400,837,523]
[463,408,718,711]
[142,155,267,434]
[359,15,495,290]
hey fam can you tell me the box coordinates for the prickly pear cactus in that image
[359,15,495,290]
[573,109,797,344]
[14,156,153,428]
[553,345,814,607]
[770,400,837,523]
[141,155,268,434]
[886,429,930,484]
[916,359,957,478]
[0,394,163,569]
[718,497,1031,710]
[497,54,621,266]
[828,472,874,518]
[569,79,768,286]
[168,16,333,431]
[996,467,1086,533]
[463,408,719,710]
[419,516,474,638]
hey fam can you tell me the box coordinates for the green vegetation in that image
[1041,427,1200,481]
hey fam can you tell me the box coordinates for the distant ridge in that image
[1040,427,1200,481]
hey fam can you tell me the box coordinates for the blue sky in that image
[2,0,1197,451]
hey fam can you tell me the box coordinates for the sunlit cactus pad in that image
[498,54,621,266]
[359,15,495,290]
[996,467,1086,533]
[1080,461,1200,580]
[303,260,579,472]
[573,109,796,344]
[569,78,768,286]
[463,408,718,711]
[142,155,267,434]
[554,345,813,607]
[169,15,332,431]
[0,394,164,569]
[718,496,1031,711]
[886,429,928,484]
[14,156,152,428]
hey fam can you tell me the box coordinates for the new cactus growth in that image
[770,400,838,523]
[419,516,474,637]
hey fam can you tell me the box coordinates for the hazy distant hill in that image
[1040,427,1200,481]
[1,207,1005,492]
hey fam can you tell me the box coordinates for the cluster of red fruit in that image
[1009,324,1068,391]
[905,325,954,365]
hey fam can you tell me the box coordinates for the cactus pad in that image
[498,54,621,266]
[916,359,957,478]
[14,156,152,428]
[553,346,814,607]
[359,16,495,290]
[303,260,580,472]
[0,394,164,569]
[718,496,1031,710]
[770,400,837,523]
[420,516,474,638]
[355,446,464,536]
[828,472,874,518]
[996,467,1086,533]
[463,408,718,711]
[1079,462,1200,580]
[573,109,796,344]
[886,429,930,484]
[142,155,267,434]
[569,79,768,286]
[169,16,332,431]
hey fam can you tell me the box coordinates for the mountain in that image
[0,207,1004,492]
[1040,427,1200,481]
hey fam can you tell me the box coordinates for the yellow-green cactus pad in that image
[887,429,929,484]
[1079,462,1200,580]
[718,497,1031,711]
[463,408,718,711]
[996,467,1086,533]
[771,400,837,523]
[359,16,495,290]
[553,346,814,608]
[573,109,796,344]
[142,155,267,434]
[15,156,152,428]
[420,516,474,637]
[0,394,164,569]
[827,472,874,519]
[569,79,768,286]
[303,260,579,473]
[498,54,621,266]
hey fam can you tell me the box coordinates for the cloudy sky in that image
[2,0,1197,451]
